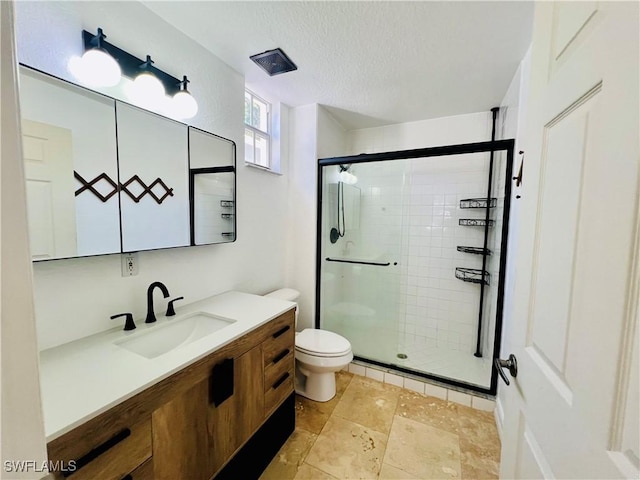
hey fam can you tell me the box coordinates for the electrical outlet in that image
[121,252,139,277]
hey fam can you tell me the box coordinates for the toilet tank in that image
[264,288,300,326]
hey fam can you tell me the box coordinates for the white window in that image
[244,90,270,169]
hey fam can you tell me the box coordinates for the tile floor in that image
[260,371,501,480]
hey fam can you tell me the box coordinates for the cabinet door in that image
[152,379,212,480]
[210,344,264,474]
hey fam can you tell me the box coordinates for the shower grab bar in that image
[325,257,390,267]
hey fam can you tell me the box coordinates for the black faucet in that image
[145,281,170,324]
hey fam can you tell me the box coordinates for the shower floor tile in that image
[337,325,493,388]
[393,341,493,388]
[260,371,501,480]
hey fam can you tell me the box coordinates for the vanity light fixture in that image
[70,28,198,117]
[68,28,121,87]
[128,55,167,109]
[171,76,198,119]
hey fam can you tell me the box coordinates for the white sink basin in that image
[115,312,236,359]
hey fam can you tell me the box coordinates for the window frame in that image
[244,89,271,170]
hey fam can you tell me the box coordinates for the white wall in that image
[286,104,317,330]
[495,45,532,433]
[15,1,289,350]
[348,112,491,155]
[1,1,48,476]
[286,105,348,330]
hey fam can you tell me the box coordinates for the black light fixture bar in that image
[82,29,182,95]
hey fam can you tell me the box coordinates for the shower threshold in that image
[352,349,493,395]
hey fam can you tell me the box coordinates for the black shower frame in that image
[315,139,515,396]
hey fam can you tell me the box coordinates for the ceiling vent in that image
[250,48,297,76]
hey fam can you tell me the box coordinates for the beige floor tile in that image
[294,463,338,479]
[384,415,461,479]
[304,416,387,479]
[260,429,318,480]
[460,461,499,480]
[457,405,500,479]
[395,391,460,435]
[332,375,402,435]
[295,371,354,434]
[457,406,501,457]
[379,463,420,479]
[335,370,354,395]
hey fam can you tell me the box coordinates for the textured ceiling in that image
[144,1,534,130]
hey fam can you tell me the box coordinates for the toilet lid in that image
[296,329,351,357]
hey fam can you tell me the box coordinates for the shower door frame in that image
[315,139,515,396]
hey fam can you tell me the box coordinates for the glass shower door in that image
[318,161,405,365]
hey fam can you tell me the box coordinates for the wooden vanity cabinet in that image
[46,309,295,480]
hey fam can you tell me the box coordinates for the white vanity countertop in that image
[39,291,295,442]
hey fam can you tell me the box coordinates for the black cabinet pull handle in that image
[272,349,290,365]
[211,358,234,406]
[272,372,289,390]
[272,325,290,339]
[122,476,133,480]
[62,428,131,477]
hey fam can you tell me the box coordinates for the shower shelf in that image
[220,200,234,207]
[460,198,497,209]
[457,246,491,255]
[459,218,494,227]
[455,267,490,285]
[221,213,234,219]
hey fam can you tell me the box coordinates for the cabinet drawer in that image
[264,367,294,415]
[263,317,294,367]
[51,418,152,480]
[123,458,153,480]
[264,350,294,390]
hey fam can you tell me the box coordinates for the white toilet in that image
[265,288,353,402]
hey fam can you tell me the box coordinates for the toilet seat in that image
[295,329,351,358]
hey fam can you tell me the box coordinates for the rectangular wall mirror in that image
[189,127,237,245]
[17,65,237,261]
[19,67,120,259]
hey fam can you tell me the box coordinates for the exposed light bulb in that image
[68,49,121,87]
[172,90,198,119]
[128,72,166,109]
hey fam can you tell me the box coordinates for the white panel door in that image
[500,2,639,479]
[22,120,76,259]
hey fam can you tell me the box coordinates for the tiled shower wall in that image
[353,155,491,354]
[400,155,490,353]
[346,112,503,359]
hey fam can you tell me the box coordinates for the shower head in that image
[338,164,357,185]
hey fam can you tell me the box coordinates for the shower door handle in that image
[494,354,518,386]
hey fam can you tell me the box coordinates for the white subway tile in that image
[425,383,447,400]
[472,396,496,412]
[384,372,404,388]
[404,378,426,394]
[365,367,384,382]
[349,363,366,376]
[448,389,472,407]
